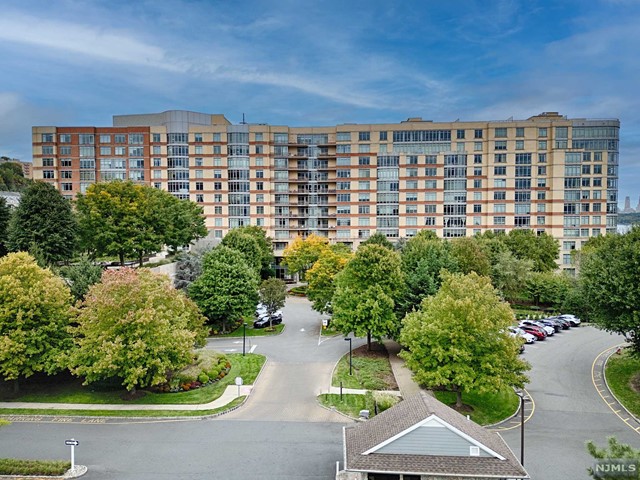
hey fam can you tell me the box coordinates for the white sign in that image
[235,376,243,386]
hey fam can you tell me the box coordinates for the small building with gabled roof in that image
[338,391,528,480]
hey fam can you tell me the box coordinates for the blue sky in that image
[1,0,639,206]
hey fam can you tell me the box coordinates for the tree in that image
[0,161,31,192]
[360,232,394,250]
[259,278,287,328]
[68,268,206,392]
[332,244,404,349]
[586,436,640,479]
[7,181,77,264]
[188,246,259,333]
[400,234,458,313]
[450,237,491,276]
[580,226,640,355]
[174,251,204,291]
[59,258,104,302]
[306,248,352,313]
[0,253,72,387]
[0,197,10,256]
[282,233,330,277]
[222,229,262,274]
[503,229,559,272]
[234,225,275,279]
[525,270,572,308]
[491,250,533,301]
[399,272,530,408]
[76,181,206,266]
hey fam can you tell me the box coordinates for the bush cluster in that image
[0,459,70,475]
[154,352,231,393]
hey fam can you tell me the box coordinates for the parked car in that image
[545,317,571,330]
[557,314,581,327]
[537,318,562,333]
[518,323,547,340]
[253,314,283,328]
[509,326,536,344]
[521,320,554,336]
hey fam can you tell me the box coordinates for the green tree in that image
[332,244,404,349]
[221,229,262,274]
[259,278,287,328]
[7,181,77,264]
[399,272,530,408]
[503,229,559,272]
[525,270,572,308]
[188,246,259,333]
[360,232,394,250]
[306,248,352,313]
[68,268,206,392]
[59,258,104,302]
[234,225,275,279]
[586,436,640,479]
[450,236,491,276]
[400,234,458,313]
[0,197,10,256]
[0,161,31,191]
[282,233,330,277]
[491,250,533,301]
[0,253,72,388]
[76,181,205,266]
[580,226,640,355]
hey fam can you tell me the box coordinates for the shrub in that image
[0,459,71,476]
[198,373,209,384]
[373,392,401,413]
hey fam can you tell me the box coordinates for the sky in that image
[1,0,639,206]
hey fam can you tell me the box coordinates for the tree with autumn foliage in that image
[306,247,352,313]
[0,252,73,388]
[399,272,529,408]
[332,244,405,349]
[68,268,207,392]
[282,233,330,278]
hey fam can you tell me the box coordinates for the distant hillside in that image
[0,160,31,192]
[618,212,640,225]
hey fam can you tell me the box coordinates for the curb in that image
[602,346,640,425]
[0,464,87,480]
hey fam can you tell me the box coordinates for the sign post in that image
[65,439,79,470]
[235,376,243,397]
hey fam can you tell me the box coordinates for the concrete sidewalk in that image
[0,384,253,411]
[384,339,423,397]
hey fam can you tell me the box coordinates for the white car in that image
[558,314,581,326]
[509,326,536,344]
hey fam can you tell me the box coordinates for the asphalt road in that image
[498,326,640,480]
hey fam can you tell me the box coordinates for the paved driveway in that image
[498,326,639,480]
[208,296,364,422]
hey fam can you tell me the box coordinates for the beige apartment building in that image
[32,110,620,272]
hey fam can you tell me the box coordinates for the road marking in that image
[223,349,238,352]
[232,341,242,344]
[249,345,257,353]
[591,344,640,436]
[491,388,535,432]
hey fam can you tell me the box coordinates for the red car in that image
[518,323,547,340]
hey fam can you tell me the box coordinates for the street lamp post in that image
[344,337,352,376]
[517,391,526,466]
[243,322,247,356]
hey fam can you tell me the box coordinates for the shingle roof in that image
[344,391,529,478]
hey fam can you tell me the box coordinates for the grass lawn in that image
[0,354,264,406]
[216,323,284,337]
[0,459,71,476]
[332,344,398,391]
[0,396,246,418]
[606,350,640,417]
[318,392,400,419]
[433,388,519,425]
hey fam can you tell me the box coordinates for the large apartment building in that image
[32,110,620,272]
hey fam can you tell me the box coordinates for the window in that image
[474,154,482,164]
[79,134,94,145]
[425,217,436,226]
[194,146,203,154]
[494,191,506,200]
[538,140,547,150]
[474,167,482,176]
[538,127,547,137]
[115,134,126,144]
[515,140,524,150]
[407,168,418,177]
[359,193,370,202]
[115,146,126,155]
[196,194,204,203]
[61,183,73,191]
[358,181,370,190]
[336,132,351,142]
[42,158,54,167]
[494,166,506,175]
[358,131,370,141]
[358,205,369,214]
[128,133,143,144]
[473,204,482,213]
[358,157,370,165]
[495,141,507,150]
[214,182,222,190]
[336,145,351,154]
[457,129,465,139]
[474,142,482,151]
[495,127,507,138]
[358,144,370,153]
[194,133,203,142]
[337,169,351,178]
[556,126,568,138]
[456,142,465,152]
[424,168,436,176]
[494,204,506,213]
[337,181,351,190]
[473,179,482,188]
[152,133,161,142]
[43,170,54,179]
[256,182,263,191]
[474,129,483,139]
[494,179,506,188]
[213,145,221,154]
[494,216,506,225]
[406,180,418,189]
[337,194,351,202]
[379,131,387,141]
[516,127,525,137]
[407,155,418,165]
[59,134,71,143]
[61,170,72,179]
[42,146,54,155]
